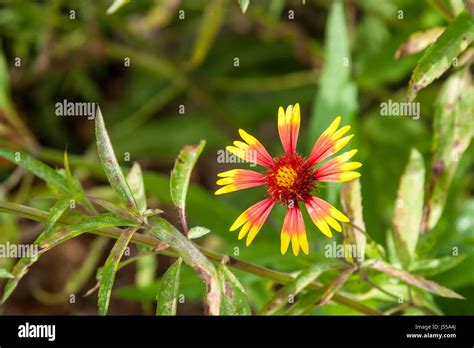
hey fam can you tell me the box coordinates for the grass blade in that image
[95,107,138,214]
[98,226,138,315]
[156,258,182,315]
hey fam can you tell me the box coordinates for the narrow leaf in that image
[307,0,357,203]
[0,149,69,193]
[99,226,138,315]
[392,149,425,268]
[318,266,356,307]
[156,258,182,315]
[106,0,130,15]
[421,68,474,232]
[218,264,251,315]
[149,218,221,315]
[0,269,14,279]
[395,27,444,59]
[407,11,474,101]
[188,226,211,239]
[238,0,250,13]
[44,198,70,236]
[260,262,335,315]
[170,141,206,210]
[368,260,464,299]
[95,107,138,214]
[410,254,468,277]
[341,179,367,263]
[126,162,147,214]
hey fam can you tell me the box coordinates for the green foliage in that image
[156,258,182,315]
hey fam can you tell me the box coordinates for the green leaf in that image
[395,27,444,59]
[421,68,474,232]
[95,107,138,214]
[0,269,14,279]
[126,162,147,214]
[410,254,468,277]
[318,266,357,306]
[407,11,474,101]
[64,150,94,213]
[307,0,357,203]
[218,264,251,315]
[0,149,69,193]
[260,261,335,315]
[44,198,70,236]
[188,0,225,69]
[367,260,464,299]
[156,258,182,315]
[238,0,250,13]
[149,218,221,315]
[341,179,367,263]
[392,149,425,269]
[170,141,206,210]
[99,226,138,315]
[188,226,211,239]
[106,0,130,15]
[40,214,137,249]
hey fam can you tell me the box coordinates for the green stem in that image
[0,201,382,315]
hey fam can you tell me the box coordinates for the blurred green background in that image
[0,0,472,315]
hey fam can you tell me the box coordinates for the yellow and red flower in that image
[215,104,361,255]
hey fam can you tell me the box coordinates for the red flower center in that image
[265,152,316,206]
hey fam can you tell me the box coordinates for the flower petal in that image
[215,169,266,195]
[229,198,275,246]
[281,206,309,256]
[226,129,274,168]
[278,103,300,154]
[308,116,354,167]
[305,196,349,238]
[314,149,362,182]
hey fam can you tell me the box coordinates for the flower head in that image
[215,103,361,255]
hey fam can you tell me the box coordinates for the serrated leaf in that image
[367,260,464,299]
[0,269,14,279]
[188,226,211,239]
[408,11,474,101]
[156,258,182,315]
[0,149,70,193]
[395,27,444,59]
[98,226,138,315]
[218,264,251,315]
[149,218,221,315]
[238,0,250,13]
[260,261,335,315]
[341,179,367,263]
[170,141,206,210]
[95,107,138,214]
[421,68,474,232]
[392,149,425,269]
